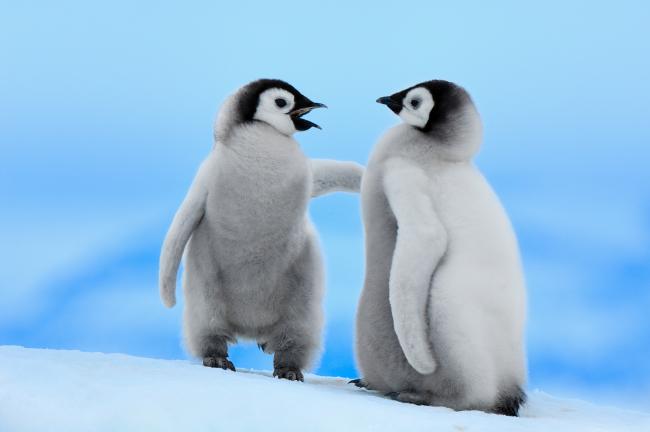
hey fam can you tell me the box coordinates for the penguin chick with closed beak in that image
[160,79,363,381]
[354,80,527,414]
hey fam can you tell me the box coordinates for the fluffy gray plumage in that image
[159,79,363,380]
[355,80,527,415]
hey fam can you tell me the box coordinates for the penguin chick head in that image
[215,79,326,140]
[377,80,481,144]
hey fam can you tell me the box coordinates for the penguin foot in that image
[203,356,236,372]
[273,366,304,382]
[349,378,370,389]
[386,390,430,406]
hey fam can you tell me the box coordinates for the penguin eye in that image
[410,98,421,109]
[275,98,288,108]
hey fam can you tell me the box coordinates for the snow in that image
[1,346,648,432]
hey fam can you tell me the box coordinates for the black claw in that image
[348,378,368,388]
[273,367,304,382]
[257,343,267,352]
[203,356,236,372]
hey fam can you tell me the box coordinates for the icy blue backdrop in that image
[1,1,649,409]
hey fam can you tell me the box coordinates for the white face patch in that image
[253,88,297,135]
[398,87,434,128]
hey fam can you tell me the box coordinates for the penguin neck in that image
[216,122,305,163]
[393,116,482,163]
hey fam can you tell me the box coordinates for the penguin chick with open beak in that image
[159,79,363,381]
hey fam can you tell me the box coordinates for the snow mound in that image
[1,346,648,432]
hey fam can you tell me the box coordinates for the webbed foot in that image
[349,378,370,389]
[203,356,236,372]
[273,366,304,382]
[386,390,430,406]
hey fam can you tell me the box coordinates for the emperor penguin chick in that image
[355,80,527,414]
[159,79,363,381]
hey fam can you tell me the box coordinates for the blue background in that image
[2,1,649,410]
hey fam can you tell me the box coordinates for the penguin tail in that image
[493,386,526,417]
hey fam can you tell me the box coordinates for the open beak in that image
[290,102,327,131]
[290,102,327,117]
[376,96,402,115]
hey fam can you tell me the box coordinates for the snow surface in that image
[1,346,648,432]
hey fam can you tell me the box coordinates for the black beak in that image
[290,101,327,131]
[376,96,402,115]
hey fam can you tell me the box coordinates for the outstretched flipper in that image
[159,162,210,308]
[383,159,448,375]
[310,159,364,198]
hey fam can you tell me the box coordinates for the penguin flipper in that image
[159,164,209,308]
[383,160,448,375]
[310,159,364,197]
